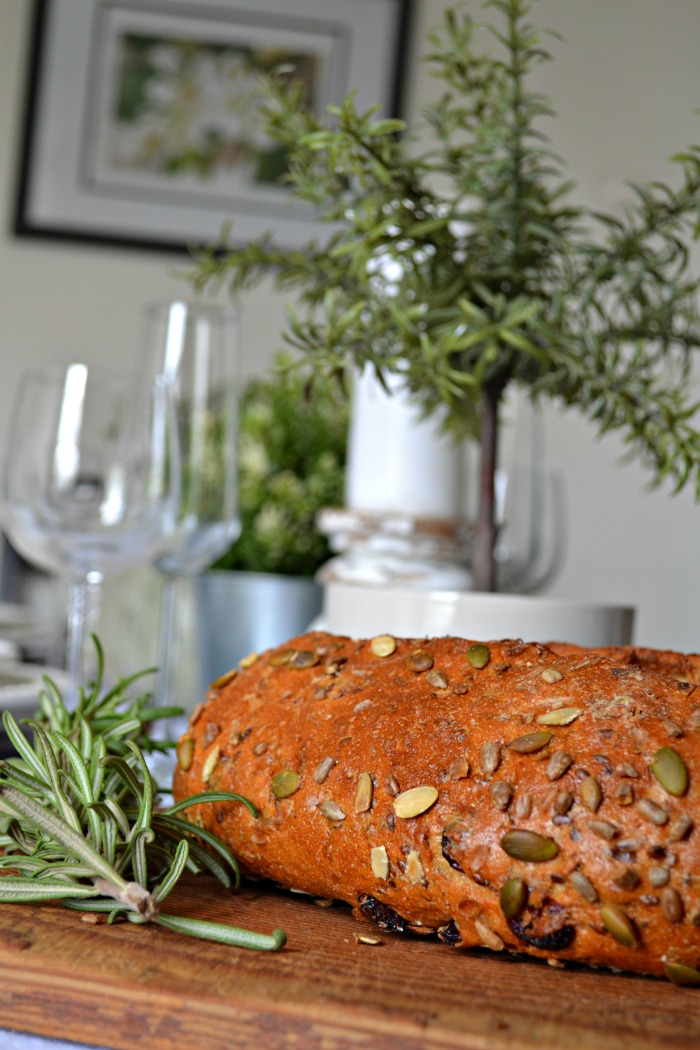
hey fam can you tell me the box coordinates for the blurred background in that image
[0,0,698,697]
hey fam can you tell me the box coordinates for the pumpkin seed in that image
[370,845,389,880]
[313,756,336,784]
[546,751,573,781]
[537,707,581,726]
[354,771,373,813]
[370,634,397,657]
[271,769,300,798]
[201,745,220,783]
[489,781,514,811]
[508,731,553,754]
[239,652,259,668]
[500,829,559,862]
[664,961,700,987]
[499,878,528,919]
[406,648,434,672]
[651,747,688,797]
[321,800,346,821]
[209,667,238,690]
[481,740,501,775]
[541,668,564,683]
[661,886,684,923]
[393,785,439,819]
[466,643,490,669]
[600,905,637,947]
[570,870,598,903]
[176,737,194,772]
[636,797,669,826]
[580,775,603,812]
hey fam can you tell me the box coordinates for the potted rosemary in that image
[196,353,347,686]
[190,0,700,595]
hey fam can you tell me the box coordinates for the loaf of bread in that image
[172,631,700,983]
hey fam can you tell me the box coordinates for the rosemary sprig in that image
[0,639,285,951]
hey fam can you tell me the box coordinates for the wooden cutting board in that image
[0,874,697,1050]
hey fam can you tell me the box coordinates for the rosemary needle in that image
[0,637,286,952]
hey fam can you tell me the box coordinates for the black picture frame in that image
[14,0,413,255]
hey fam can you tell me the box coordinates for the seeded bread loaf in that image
[172,631,700,984]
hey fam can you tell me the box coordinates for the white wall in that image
[0,1,699,677]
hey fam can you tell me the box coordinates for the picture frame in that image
[14,0,412,254]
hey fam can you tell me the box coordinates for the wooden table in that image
[0,875,697,1050]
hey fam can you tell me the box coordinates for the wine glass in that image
[143,300,239,728]
[0,363,177,705]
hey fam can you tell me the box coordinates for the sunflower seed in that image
[252,741,268,756]
[614,867,641,891]
[651,747,689,797]
[239,652,259,668]
[474,917,504,951]
[321,800,346,821]
[449,757,470,780]
[176,737,194,772]
[637,797,669,826]
[661,886,684,923]
[393,785,438,818]
[662,718,684,739]
[649,866,670,888]
[614,782,635,806]
[500,829,559,862]
[209,667,238,690]
[615,762,640,778]
[481,740,501,775]
[406,648,434,672]
[537,707,581,726]
[667,814,693,842]
[370,845,389,880]
[370,634,397,657]
[425,669,449,689]
[508,731,553,754]
[489,781,514,811]
[580,775,603,812]
[514,792,532,820]
[600,905,637,947]
[405,850,425,885]
[587,819,619,841]
[313,756,336,784]
[546,751,573,781]
[541,668,564,683]
[570,870,598,903]
[385,774,401,796]
[553,790,574,815]
[354,771,373,813]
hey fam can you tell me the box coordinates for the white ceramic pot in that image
[321,580,635,647]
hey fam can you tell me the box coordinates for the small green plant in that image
[0,641,285,951]
[213,353,347,576]
[191,0,700,592]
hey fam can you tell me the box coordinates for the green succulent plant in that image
[213,354,347,577]
[191,0,700,591]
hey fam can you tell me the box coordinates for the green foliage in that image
[189,0,700,586]
[213,354,347,576]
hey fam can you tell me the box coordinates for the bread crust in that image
[173,631,700,979]
[547,642,700,686]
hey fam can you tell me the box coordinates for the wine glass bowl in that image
[0,363,176,701]
[143,300,239,719]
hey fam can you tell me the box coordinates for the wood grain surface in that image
[0,874,697,1050]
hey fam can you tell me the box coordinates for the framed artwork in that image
[14,0,412,254]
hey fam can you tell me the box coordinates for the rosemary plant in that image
[0,640,285,952]
[190,0,700,591]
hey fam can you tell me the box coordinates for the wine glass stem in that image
[65,570,103,706]
[155,573,182,719]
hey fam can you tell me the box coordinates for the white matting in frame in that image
[15,0,412,253]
